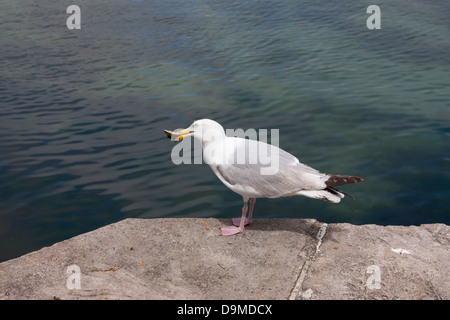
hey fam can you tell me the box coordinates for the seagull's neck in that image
[200,131,228,166]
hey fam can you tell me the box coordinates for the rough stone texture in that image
[300,223,450,300]
[0,218,448,300]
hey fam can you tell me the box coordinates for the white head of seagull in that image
[176,119,225,145]
[167,119,363,236]
[173,119,233,166]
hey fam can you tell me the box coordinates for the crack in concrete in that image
[288,223,328,300]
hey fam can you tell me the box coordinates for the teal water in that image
[1,0,449,262]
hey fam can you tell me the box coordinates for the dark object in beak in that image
[164,130,173,139]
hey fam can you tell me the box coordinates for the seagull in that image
[165,119,363,236]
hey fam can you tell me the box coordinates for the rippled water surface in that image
[1,0,449,261]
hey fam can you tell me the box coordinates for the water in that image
[1,0,449,262]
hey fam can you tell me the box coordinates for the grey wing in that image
[214,143,327,198]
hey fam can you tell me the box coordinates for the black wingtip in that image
[326,175,364,187]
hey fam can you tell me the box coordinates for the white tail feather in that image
[296,189,345,203]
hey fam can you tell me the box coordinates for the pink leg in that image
[221,201,248,236]
[232,198,255,227]
[248,198,256,223]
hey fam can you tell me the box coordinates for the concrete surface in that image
[0,218,448,300]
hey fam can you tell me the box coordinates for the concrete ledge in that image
[0,218,448,300]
